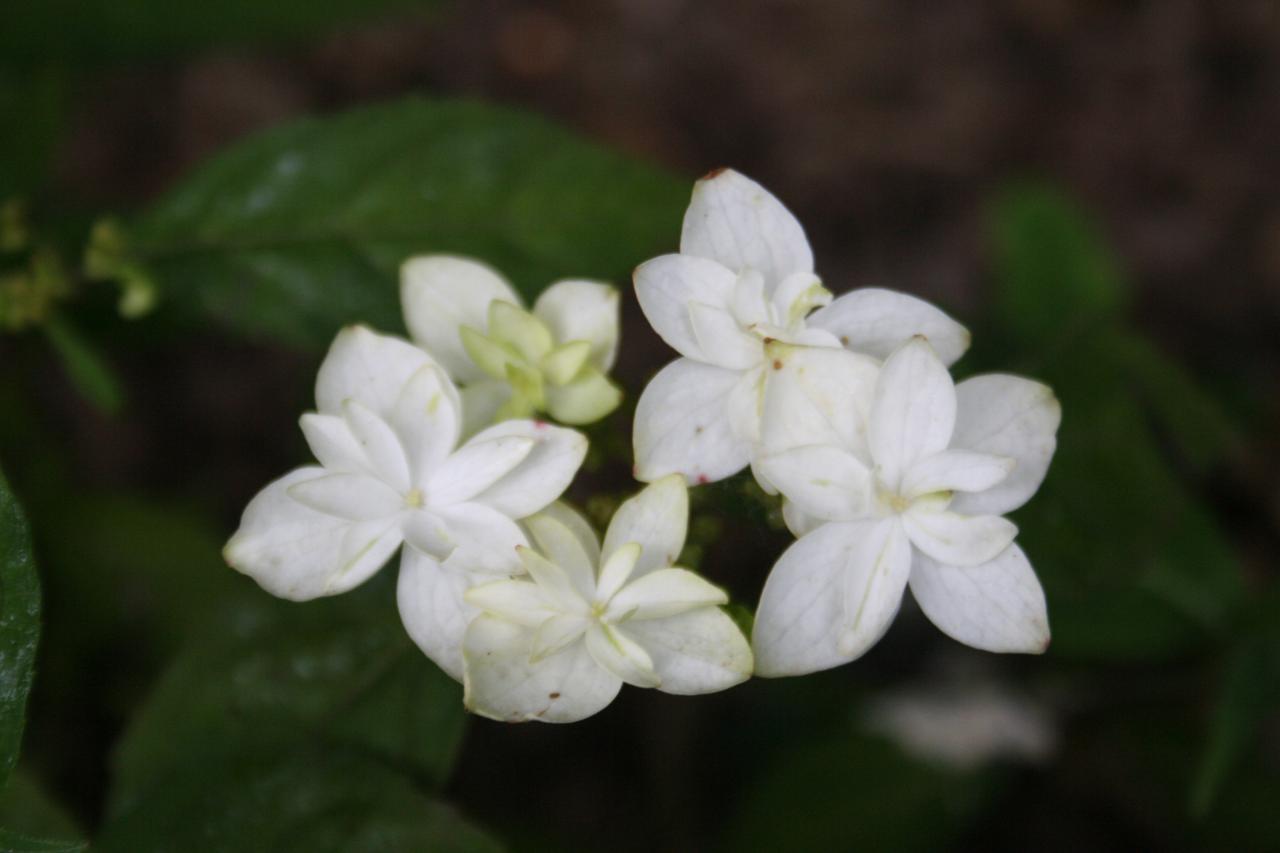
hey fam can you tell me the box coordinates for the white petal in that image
[465,420,588,518]
[314,325,435,418]
[533,279,621,371]
[518,545,588,613]
[224,467,401,600]
[428,435,534,506]
[585,623,661,688]
[401,508,455,559]
[525,512,597,599]
[781,497,824,538]
[949,375,1062,516]
[543,367,623,426]
[623,607,753,695]
[808,287,971,366]
[754,446,873,522]
[869,337,956,489]
[909,544,1050,653]
[902,507,1018,567]
[299,413,369,474]
[465,578,556,628]
[758,343,879,457]
[400,255,522,382]
[287,472,403,521]
[594,542,641,605]
[458,379,511,438]
[688,301,761,370]
[396,547,473,681]
[838,518,913,659]
[436,502,528,575]
[531,613,591,662]
[633,254,739,362]
[342,400,411,493]
[730,269,769,327]
[901,450,1014,499]
[752,522,860,677]
[462,615,621,723]
[531,501,601,568]
[769,272,830,328]
[679,169,813,288]
[607,568,727,621]
[726,364,766,445]
[601,475,688,579]
[632,358,752,485]
[390,365,463,484]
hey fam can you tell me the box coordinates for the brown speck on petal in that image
[700,166,729,180]
[549,692,561,699]
[772,359,783,370]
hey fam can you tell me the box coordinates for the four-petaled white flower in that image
[401,255,622,433]
[223,325,587,680]
[751,337,1060,676]
[460,476,753,723]
[632,168,970,485]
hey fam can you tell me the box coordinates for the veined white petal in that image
[730,269,770,328]
[726,363,766,445]
[400,255,521,383]
[299,413,369,475]
[465,578,556,628]
[838,518,912,659]
[633,254,738,362]
[632,358,752,485]
[314,325,436,418]
[909,544,1050,653]
[544,366,623,426]
[533,280,621,371]
[428,435,534,506]
[466,420,588,518]
[224,467,403,601]
[808,287,970,366]
[342,400,411,493]
[688,301,761,370]
[759,342,879,457]
[902,507,1018,568]
[585,623,661,688]
[601,475,688,579]
[607,568,727,622]
[752,522,860,677]
[755,446,873,522]
[595,542,641,605]
[902,450,1014,499]
[390,365,462,484]
[679,169,813,289]
[869,338,956,490]
[518,546,588,613]
[436,502,528,575]
[462,615,621,723]
[287,472,403,521]
[949,375,1062,516]
[397,547,473,681]
[623,608,753,695]
[458,379,511,438]
[769,272,830,328]
[525,512,596,599]
[531,613,591,662]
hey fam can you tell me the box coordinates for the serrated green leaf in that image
[128,98,685,349]
[108,575,466,817]
[0,465,40,790]
[97,744,501,853]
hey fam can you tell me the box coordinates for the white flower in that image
[751,337,1060,677]
[400,255,621,432]
[631,168,969,485]
[223,325,588,679]
[460,476,753,723]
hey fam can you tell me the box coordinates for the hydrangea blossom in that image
[401,255,621,433]
[631,169,969,485]
[460,476,753,722]
[223,325,587,679]
[751,337,1059,676]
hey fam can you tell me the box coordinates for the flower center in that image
[403,488,425,508]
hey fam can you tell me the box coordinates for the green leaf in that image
[0,770,85,852]
[129,98,686,349]
[0,829,85,852]
[97,745,501,853]
[0,465,40,790]
[42,315,124,415]
[989,184,1127,348]
[109,576,466,817]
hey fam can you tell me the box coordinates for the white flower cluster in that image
[225,168,1059,723]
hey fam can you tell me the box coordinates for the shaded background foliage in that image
[0,0,1277,850]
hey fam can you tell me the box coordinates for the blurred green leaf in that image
[0,830,85,852]
[0,770,85,851]
[97,744,500,853]
[42,315,124,414]
[128,97,685,348]
[0,69,67,198]
[0,0,434,67]
[0,465,40,790]
[109,575,466,817]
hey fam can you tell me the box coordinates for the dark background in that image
[1,1,1277,851]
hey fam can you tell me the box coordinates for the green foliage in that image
[0,466,40,791]
[97,744,500,853]
[0,771,86,852]
[126,98,686,348]
[109,574,466,817]
[42,315,124,414]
